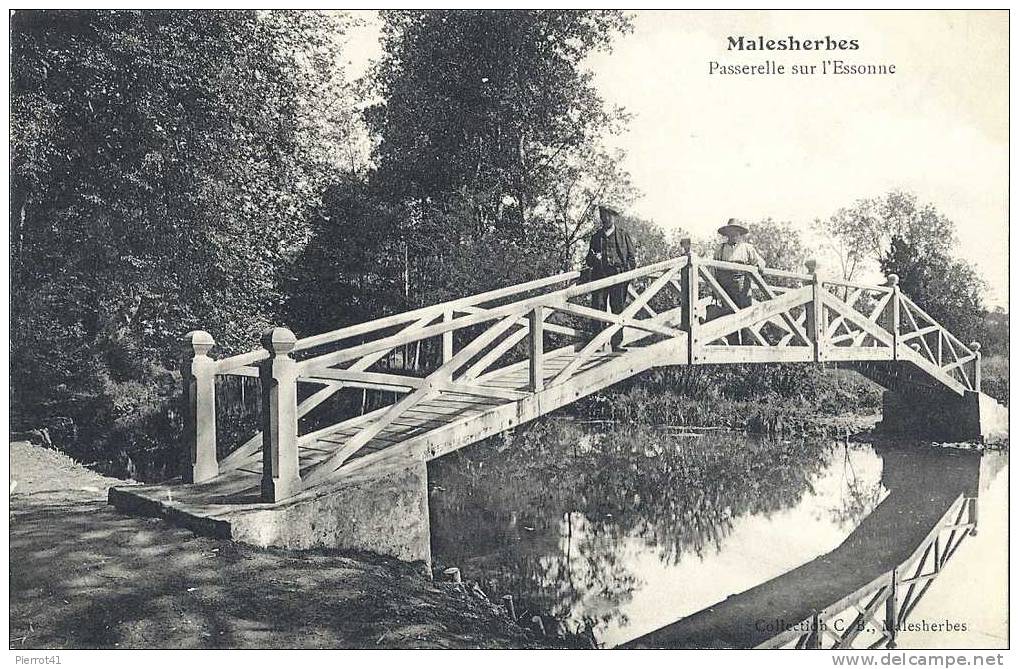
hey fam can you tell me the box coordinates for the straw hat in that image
[718,218,749,237]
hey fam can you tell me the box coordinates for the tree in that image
[815,189,989,347]
[282,178,408,336]
[619,216,685,265]
[814,190,988,347]
[815,190,955,281]
[975,307,1008,357]
[547,146,639,269]
[880,235,986,345]
[10,10,357,472]
[748,218,809,272]
[365,10,636,288]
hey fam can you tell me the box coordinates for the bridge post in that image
[260,327,304,503]
[442,309,454,363]
[805,259,825,362]
[970,341,982,392]
[182,330,218,484]
[529,305,544,391]
[683,251,699,364]
[885,274,900,359]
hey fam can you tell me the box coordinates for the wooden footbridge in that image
[111,252,1000,558]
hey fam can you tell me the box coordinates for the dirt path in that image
[9,441,550,649]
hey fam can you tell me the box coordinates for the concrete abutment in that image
[877,389,1008,443]
[110,454,433,564]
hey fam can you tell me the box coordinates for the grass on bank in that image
[575,363,885,437]
[579,356,1009,437]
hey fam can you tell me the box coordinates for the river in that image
[427,418,1007,649]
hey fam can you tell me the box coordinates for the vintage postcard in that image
[7,7,1009,663]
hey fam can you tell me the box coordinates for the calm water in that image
[427,419,1007,648]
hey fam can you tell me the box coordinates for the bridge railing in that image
[181,255,693,495]
[685,261,981,392]
[180,253,983,501]
[894,290,981,392]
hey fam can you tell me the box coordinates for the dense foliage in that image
[11,10,356,473]
[11,9,639,477]
[286,10,636,338]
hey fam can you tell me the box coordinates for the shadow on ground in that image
[9,442,542,649]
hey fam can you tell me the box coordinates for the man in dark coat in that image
[586,204,637,351]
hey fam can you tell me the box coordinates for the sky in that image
[585,10,1008,305]
[343,10,1008,305]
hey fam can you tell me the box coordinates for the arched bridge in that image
[111,254,1006,561]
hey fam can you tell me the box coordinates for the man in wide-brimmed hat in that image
[714,218,766,343]
[586,204,637,351]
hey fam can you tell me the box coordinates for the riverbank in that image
[575,392,880,437]
[573,365,884,437]
[9,441,561,649]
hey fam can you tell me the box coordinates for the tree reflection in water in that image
[429,419,863,640]
[824,442,888,530]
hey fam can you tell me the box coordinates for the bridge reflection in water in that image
[427,422,1001,648]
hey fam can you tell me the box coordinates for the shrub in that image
[981,355,1009,406]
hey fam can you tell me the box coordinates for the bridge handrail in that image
[820,277,894,294]
[216,258,903,374]
[214,257,913,378]
[699,258,813,282]
[214,268,583,374]
[292,255,690,376]
[703,260,897,294]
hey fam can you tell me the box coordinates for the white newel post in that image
[970,341,982,392]
[886,274,900,359]
[182,330,218,483]
[805,259,824,362]
[260,326,303,503]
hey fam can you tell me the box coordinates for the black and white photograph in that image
[7,6,1010,660]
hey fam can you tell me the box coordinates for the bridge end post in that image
[182,330,219,484]
[260,327,304,503]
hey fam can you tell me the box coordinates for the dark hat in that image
[718,218,749,237]
[597,204,622,218]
